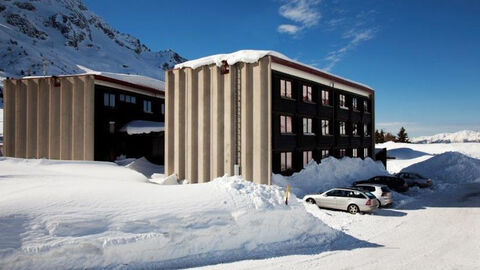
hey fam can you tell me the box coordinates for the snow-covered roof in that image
[120,120,165,135]
[174,50,373,91]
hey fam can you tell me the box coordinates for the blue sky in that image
[84,0,480,137]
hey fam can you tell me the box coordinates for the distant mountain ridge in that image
[412,130,480,144]
[0,0,186,82]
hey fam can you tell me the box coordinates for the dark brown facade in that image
[271,70,374,175]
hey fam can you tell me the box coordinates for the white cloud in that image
[277,0,321,35]
[277,24,301,34]
[323,28,376,71]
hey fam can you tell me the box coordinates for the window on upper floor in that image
[104,93,115,108]
[281,152,292,171]
[120,94,136,104]
[161,104,165,115]
[280,115,293,134]
[339,149,346,158]
[352,123,359,136]
[364,147,369,158]
[302,85,312,102]
[143,100,152,113]
[321,149,329,159]
[339,94,348,109]
[303,118,313,135]
[364,123,369,137]
[303,151,313,167]
[321,90,330,105]
[322,119,330,135]
[364,100,369,112]
[352,148,358,158]
[352,97,358,111]
[280,79,292,99]
[339,121,346,135]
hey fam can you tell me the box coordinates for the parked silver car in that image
[354,184,393,207]
[304,188,379,214]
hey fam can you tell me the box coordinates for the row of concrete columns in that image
[3,76,95,160]
[165,57,272,184]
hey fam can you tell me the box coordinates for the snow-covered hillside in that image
[412,130,480,144]
[0,0,185,81]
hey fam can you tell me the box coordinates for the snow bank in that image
[402,152,480,183]
[273,157,388,198]
[119,120,164,135]
[0,158,337,269]
[124,157,164,178]
[412,130,480,144]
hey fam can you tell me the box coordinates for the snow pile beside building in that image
[412,130,480,144]
[273,157,388,198]
[402,152,480,183]
[119,120,164,135]
[0,158,337,269]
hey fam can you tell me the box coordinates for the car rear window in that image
[364,192,376,199]
[381,186,391,192]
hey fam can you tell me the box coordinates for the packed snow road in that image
[200,183,480,270]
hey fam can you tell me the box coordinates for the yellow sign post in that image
[285,185,290,205]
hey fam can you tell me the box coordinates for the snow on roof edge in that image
[174,50,373,91]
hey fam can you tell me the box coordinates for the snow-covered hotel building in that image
[165,50,375,185]
[3,73,166,163]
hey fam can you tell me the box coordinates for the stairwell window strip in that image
[280,79,292,99]
[281,152,292,171]
[280,115,293,134]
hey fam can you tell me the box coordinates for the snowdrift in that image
[0,158,337,269]
[402,152,480,183]
[273,157,388,198]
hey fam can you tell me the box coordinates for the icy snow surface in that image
[119,120,164,135]
[273,157,388,198]
[0,157,337,269]
[412,130,480,143]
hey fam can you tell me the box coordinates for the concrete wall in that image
[3,76,95,160]
[165,56,272,184]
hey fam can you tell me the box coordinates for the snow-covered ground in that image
[412,130,480,143]
[1,142,480,269]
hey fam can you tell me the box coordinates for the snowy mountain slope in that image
[412,130,480,143]
[0,0,185,81]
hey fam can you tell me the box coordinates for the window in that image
[280,79,292,99]
[339,149,346,158]
[339,121,346,135]
[303,151,313,167]
[161,104,165,115]
[108,121,115,134]
[364,100,369,112]
[120,94,125,101]
[352,123,358,135]
[143,100,152,113]
[322,120,330,135]
[126,95,131,103]
[303,118,313,134]
[352,148,358,158]
[321,150,329,159]
[120,94,136,104]
[280,115,293,134]
[339,94,347,109]
[364,124,369,136]
[280,152,292,171]
[131,96,136,103]
[364,147,369,158]
[352,98,358,111]
[302,85,313,102]
[321,90,329,105]
[104,93,115,107]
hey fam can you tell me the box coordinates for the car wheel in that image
[347,204,359,214]
[306,198,316,204]
[376,199,381,207]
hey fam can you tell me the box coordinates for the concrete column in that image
[37,79,50,158]
[223,68,235,176]
[26,80,38,158]
[60,78,73,160]
[241,63,253,181]
[173,69,186,180]
[14,81,27,158]
[165,71,175,176]
[210,66,224,180]
[49,79,61,159]
[186,69,198,183]
[252,58,269,184]
[72,77,85,160]
[3,80,15,156]
[197,67,211,183]
[84,76,95,160]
